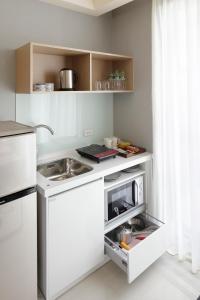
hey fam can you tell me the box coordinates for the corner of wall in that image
[111,0,153,151]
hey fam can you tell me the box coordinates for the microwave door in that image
[106,182,135,221]
[107,187,127,221]
[122,183,135,208]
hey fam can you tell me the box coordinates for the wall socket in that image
[84,129,94,137]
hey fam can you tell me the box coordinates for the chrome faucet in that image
[34,124,54,135]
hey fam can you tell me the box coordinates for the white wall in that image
[0,0,112,120]
[112,0,152,151]
[16,93,113,155]
[0,0,152,153]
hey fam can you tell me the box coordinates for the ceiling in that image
[40,0,134,16]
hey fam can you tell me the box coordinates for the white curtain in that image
[152,0,200,273]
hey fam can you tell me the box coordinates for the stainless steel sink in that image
[37,158,93,181]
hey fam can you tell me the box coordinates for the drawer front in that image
[105,215,168,284]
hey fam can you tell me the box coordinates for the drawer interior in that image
[104,213,167,283]
[105,214,161,253]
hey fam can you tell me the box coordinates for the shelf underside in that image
[30,90,134,95]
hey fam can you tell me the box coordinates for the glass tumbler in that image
[95,80,102,90]
[104,80,110,90]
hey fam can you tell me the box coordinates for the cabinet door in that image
[48,179,104,299]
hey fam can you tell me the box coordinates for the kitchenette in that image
[0,1,156,300]
[0,35,164,300]
[36,146,168,300]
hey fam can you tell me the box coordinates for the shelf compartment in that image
[91,53,134,91]
[105,214,168,283]
[33,52,90,92]
[16,43,91,93]
[104,169,145,190]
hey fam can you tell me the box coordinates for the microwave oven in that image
[104,175,144,223]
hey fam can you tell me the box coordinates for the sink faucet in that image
[34,124,54,135]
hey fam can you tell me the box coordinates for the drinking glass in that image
[95,80,102,90]
[104,80,110,90]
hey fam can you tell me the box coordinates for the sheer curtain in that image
[152,0,200,273]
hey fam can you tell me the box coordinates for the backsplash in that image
[16,93,113,155]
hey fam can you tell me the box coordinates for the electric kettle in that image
[59,68,77,90]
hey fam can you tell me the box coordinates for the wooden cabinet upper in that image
[16,42,134,94]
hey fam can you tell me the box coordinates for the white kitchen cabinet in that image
[38,178,104,300]
[37,154,168,299]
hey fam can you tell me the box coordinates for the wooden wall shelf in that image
[16,42,134,94]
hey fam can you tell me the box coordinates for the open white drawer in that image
[105,214,168,283]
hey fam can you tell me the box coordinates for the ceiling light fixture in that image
[40,0,134,16]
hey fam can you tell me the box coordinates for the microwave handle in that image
[134,180,139,206]
[113,207,120,216]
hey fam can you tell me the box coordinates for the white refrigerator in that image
[0,121,37,300]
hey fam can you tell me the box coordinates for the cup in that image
[104,80,110,90]
[33,83,46,92]
[45,83,54,92]
[112,136,118,148]
[95,80,102,90]
[104,137,113,148]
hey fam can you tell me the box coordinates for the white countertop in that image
[37,149,152,197]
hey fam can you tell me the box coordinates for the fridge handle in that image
[0,186,36,205]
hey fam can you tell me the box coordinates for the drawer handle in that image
[0,200,6,205]
[122,260,127,267]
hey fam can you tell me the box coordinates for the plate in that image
[122,167,141,173]
[104,172,121,182]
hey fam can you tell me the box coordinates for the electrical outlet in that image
[84,129,94,137]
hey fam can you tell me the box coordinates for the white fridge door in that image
[0,133,36,197]
[0,192,37,300]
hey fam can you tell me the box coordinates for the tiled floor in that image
[38,253,200,300]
